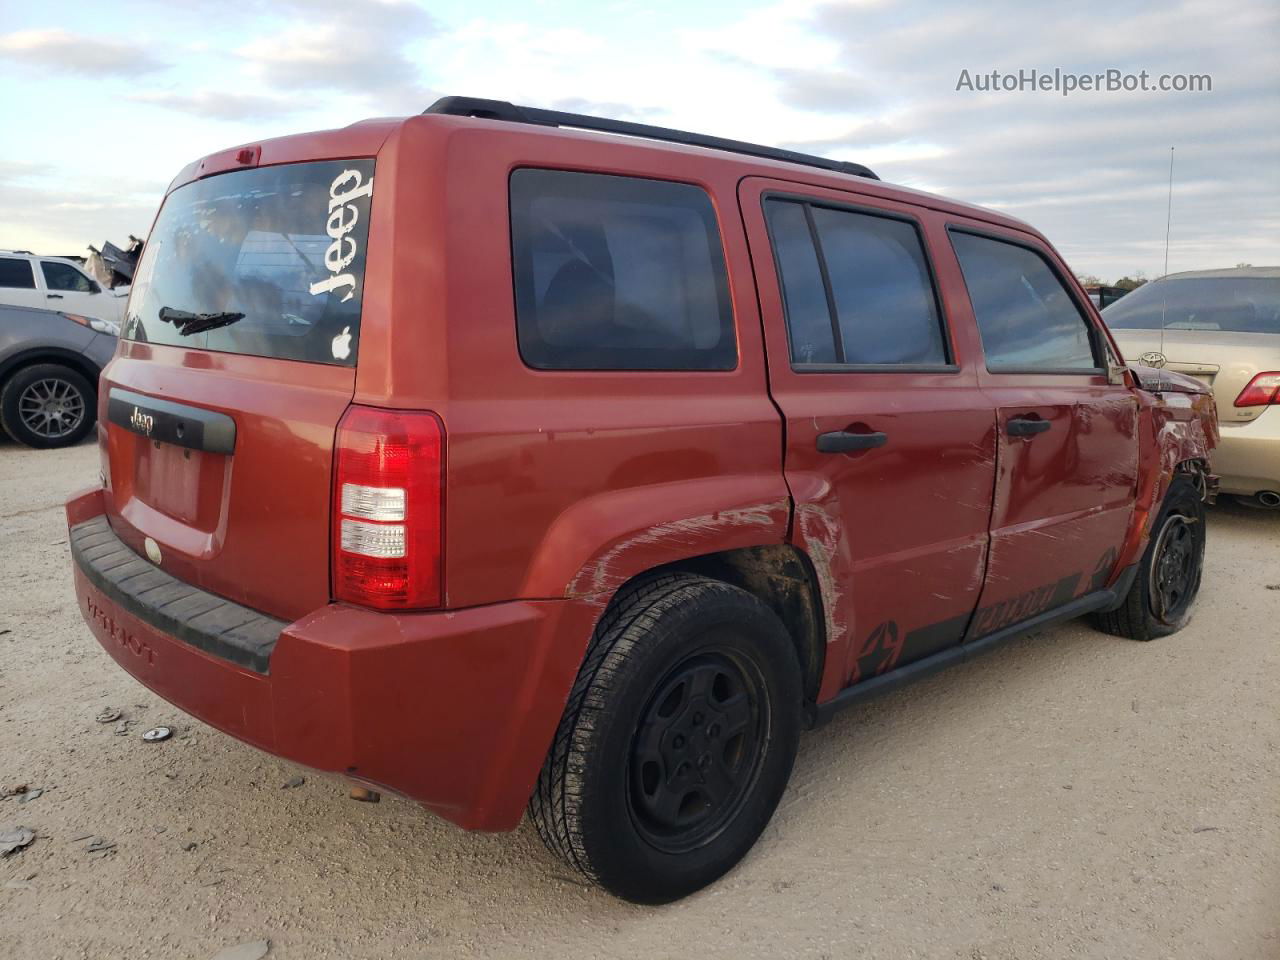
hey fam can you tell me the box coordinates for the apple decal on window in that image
[331,325,352,361]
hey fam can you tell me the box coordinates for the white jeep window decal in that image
[310,167,375,304]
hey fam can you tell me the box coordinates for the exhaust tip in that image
[1257,491,1280,508]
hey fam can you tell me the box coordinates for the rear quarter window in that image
[510,169,737,371]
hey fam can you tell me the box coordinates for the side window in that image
[950,231,1099,371]
[765,198,949,367]
[0,258,36,289]
[510,169,736,371]
[765,201,837,364]
[41,261,95,293]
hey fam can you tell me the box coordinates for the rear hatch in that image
[1103,274,1280,425]
[100,158,378,622]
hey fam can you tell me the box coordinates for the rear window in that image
[765,198,949,367]
[510,169,736,371]
[0,258,35,289]
[124,159,375,365]
[1102,276,1280,334]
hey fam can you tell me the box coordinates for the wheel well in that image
[654,545,827,703]
[0,350,101,397]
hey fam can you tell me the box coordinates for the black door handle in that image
[817,430,887,453]
[46,293,63,299]
[1007,417,1051,436]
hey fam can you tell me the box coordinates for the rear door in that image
[0,257,41,311]
[100,158,379,623]
[945,225,1139,635]
[740,178,997,700]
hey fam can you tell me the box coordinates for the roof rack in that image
[425,96,879,181]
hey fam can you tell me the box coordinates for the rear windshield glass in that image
[124,159,375,365]
[1102,276,1280,334]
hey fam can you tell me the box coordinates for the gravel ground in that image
[1,436,1277,960]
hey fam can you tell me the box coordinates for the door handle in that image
[1007,417,1051,436]
[46,293,63,299]
[816,430,887,453]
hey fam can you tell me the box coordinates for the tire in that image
[529,573,802,903]
[0,363,96,449]
[1091,474,1206,641]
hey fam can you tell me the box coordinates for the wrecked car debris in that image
[0,826,36,856]
[95,708,121,724]
[83,236,143,290]
[282,776,305,789]
[85,837,116,856]
[142,726,173,743]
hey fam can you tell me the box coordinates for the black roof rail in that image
[425,96,879,181]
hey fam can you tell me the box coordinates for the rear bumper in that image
[66,487,599,831]
[1214,407,1280,496]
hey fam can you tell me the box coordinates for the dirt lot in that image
[1,437,1277,960]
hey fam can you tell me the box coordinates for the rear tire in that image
[0,363,96,449]
[1092,474,1205,641]
[529,573,802,903]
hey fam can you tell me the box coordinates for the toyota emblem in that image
[1138,351,1167,368]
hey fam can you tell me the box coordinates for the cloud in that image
[0,178,158,254]
[0,28,165,76]
[2,0,1275,278]
[129,90,299,122]
[701,0,1280,278]
[235,0,439,112]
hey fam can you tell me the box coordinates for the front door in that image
[945,225,1140,637]
[739,178,998,701]
[39,260,116,322]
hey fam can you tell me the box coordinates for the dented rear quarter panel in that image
[372,119,790,609]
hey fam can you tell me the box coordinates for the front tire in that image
[530,573,802,903]
[1092,474,1206,641]
[0,363,96,449]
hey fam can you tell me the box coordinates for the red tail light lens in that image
[333,405,443,609]
[1233,372,1280,408]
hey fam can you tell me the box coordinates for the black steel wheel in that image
[1148,512,1199,625]
[0,363,97,449]
[530,573,802,903]
[628,648,768,855]
[1092,474,1206,641]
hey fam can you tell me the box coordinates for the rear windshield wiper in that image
[158,306,246,336]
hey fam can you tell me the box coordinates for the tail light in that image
[1233,372,1280,408]
[333,405,444,609]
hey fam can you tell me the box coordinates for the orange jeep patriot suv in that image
[67,96,1219,903]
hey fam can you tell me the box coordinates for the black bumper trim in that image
[71,516,284,674]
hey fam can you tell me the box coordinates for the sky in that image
[0,0,1276,282]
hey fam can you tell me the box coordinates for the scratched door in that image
[739,177,998,699]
